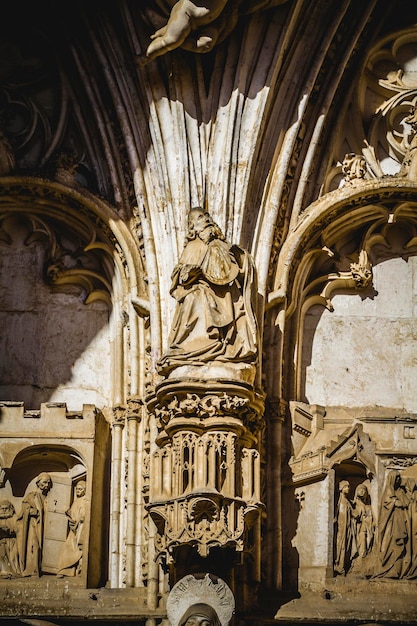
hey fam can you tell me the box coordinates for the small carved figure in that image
[157,207,258,376]
[403,476,417,579]
[179,602,221,626]
[138,0,289,65]
[351,483,374,571]
[17,472,52,577]
[56,480,86,577]
[139,0,228,65]
[374,470,411,579]
[334,480,357,575]
[0,500,20,578]
[399,105,417,180]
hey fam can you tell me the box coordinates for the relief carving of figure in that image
[374,470,411,579]
[0,500,20,578]
[334,480,357,575]
[157,207,258,376]
[138,0,289,65]
[139,0,228,64]
[351,483,374,572]
[56,480,86,577]
[399,105,417,180]
[179,603,221,626]
[403,475,417,579]
[17,472,52,577]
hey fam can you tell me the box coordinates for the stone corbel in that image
[319,249,372,311]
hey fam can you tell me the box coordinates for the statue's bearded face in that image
[38,478,52,494]
[189,209,212,235]
[0,502,14,519]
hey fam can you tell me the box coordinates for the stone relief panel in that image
[333,463,417,580]
[0,402,109,586]
[287,399,417,588]
[0,470,87,579]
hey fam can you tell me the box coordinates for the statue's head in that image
[187,208,224,243]
[339,480,350,493]
[355,483,368,499]
[179,603,221,626]
[75,480,86,497]
[36,472,52,494]
[0,500,15,519]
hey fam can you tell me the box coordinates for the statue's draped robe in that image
[158,236,258,374]
[57,495,86,576]
[17,490,47,576]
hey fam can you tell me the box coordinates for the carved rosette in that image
[147,380,264,563]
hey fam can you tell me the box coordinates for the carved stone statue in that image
[0,500,20,578]
[138,0,289,65]
[399,105,417,180]
[140,0,228,64]
[157,207,258,377]
[374,470,411,579]
[334,480,356,575]
[403,475,417,579]
[351,482,374,572]
[56,480,86,577]
[17,472,52,577]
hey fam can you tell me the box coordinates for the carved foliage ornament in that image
[154,392,259,430]
[326,27,417,191]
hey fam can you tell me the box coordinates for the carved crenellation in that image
[289,404,417,484]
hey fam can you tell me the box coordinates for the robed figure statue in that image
[157,208,258,376]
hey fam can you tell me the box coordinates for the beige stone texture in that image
[1,2,417,625]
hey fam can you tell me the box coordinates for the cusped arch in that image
[267,178,417,402]
[0,176,149,406]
